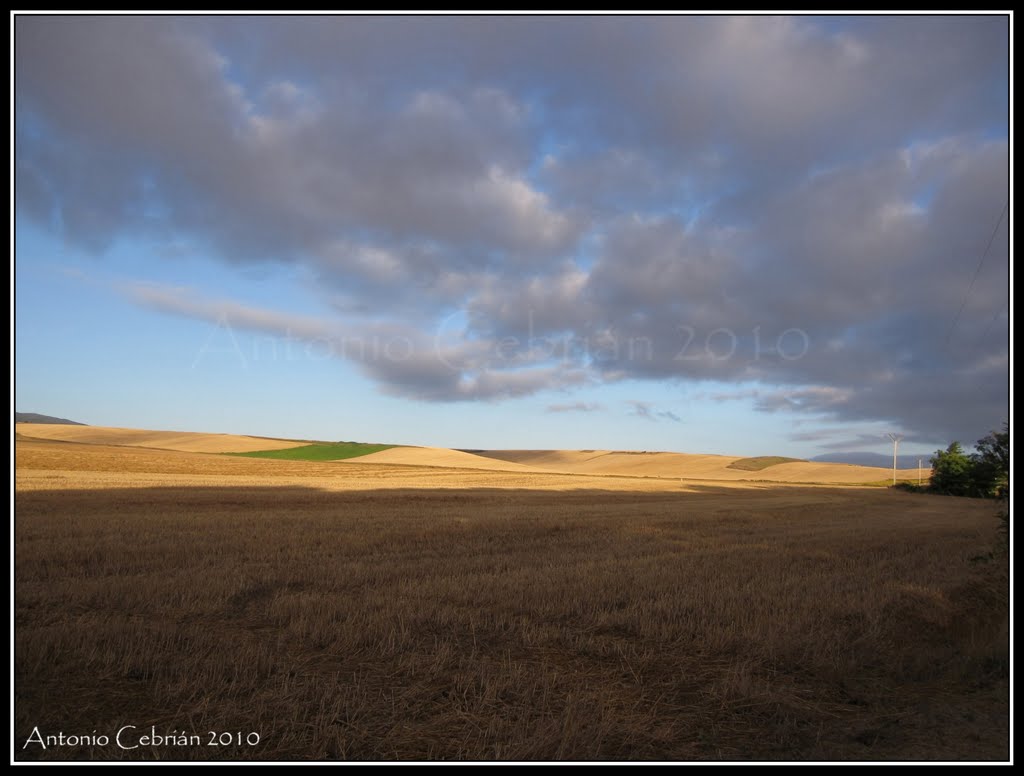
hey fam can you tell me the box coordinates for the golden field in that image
[14,432,1007,761]
[15,422,309,453]
[16,423,926,483]
[367,447,927,483]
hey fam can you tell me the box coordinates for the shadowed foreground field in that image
[14,443,1008,761]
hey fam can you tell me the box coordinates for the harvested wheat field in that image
[15,422,308,454]
[14,436,1007,762]
[339,445,544,473]
[474,449,925,484]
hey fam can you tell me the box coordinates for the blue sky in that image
[14,14,1009,457]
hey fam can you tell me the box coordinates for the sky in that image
[13,13,1011,458]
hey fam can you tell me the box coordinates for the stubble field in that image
[14,436,1008,761]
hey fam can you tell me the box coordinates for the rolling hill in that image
[15,422,927,484]
[15,412,86,425]
[14,423,309,454]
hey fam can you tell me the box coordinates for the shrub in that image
[971,423,1009,499]
[929,442,973,496]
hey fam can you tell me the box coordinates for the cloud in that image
[788,428,848,443]
[123,281,591,402]
[16,16,1009,444]
[627,401,681,423]
[787,427,929,451]
[752,387,855,414]
[16,17,581,266]
[628,401,655,420]
[546,402,604,413]
[816,433,907,452]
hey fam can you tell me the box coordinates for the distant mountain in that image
[811,452,929,469]
[15,412,86,426]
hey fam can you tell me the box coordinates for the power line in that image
[944,200,1008,350]
[978,299,1009,344]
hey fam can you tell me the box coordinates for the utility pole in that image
[918,458,922,486]
[887,433,903,486]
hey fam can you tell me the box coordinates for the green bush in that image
[971,423,1009,499]
[929,441,973,496]
[927,424,1009,499]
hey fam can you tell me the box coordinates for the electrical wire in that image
[944,200,1008,350]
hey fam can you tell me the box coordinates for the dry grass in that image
[14,440,1008,761]
[14,439,700,494]
[17,424,926,484]
[471,449,923,484]
[727,456,804,471]
[15,423,308,453]
[340,446,542,473]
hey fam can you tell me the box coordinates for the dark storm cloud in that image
[16,15,1009,444]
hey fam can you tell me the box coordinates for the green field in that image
[727,456,804,471]
[228,442,395,461]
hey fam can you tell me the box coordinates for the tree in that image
[930,441,973,496]
[971,422,1009,499]
[973,423,1010,553]
[923,425,1009,556]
